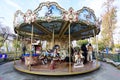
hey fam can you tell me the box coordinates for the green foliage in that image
[76,39,88,46]
[115,44,120,48]
[4,41,9,53]
[90,37,96,45]
[74,46,80,51]
[98,41,105,51]
[91,37,105,51]
[13,40,20,49]
[0,43,3,47]
[0,36,4,41]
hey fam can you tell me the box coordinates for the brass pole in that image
[40,40,42,51]
[96,35,98,66]
[28,24,34,71]
[93,30,98,66]
[53,28,54,47]
[68,23,72,72]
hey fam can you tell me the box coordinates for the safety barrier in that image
[98,53,120,62]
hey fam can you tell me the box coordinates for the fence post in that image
[118,53,120,62]
[102,52,104,60]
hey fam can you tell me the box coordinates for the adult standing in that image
[87,43,93,62]
[81,44,88,64]
[22,45,26,54]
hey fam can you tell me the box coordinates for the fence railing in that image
[0,52,22,63]
[98,53,120,62]
[1,52,120,63]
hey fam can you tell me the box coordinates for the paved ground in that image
[0,61,120,80]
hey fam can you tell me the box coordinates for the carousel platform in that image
[14,60,100,76]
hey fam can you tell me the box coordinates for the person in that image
[87,43,93,62]
[20,54,25,62]
[106,46,109,54]
[22,45,27,54]
[36,45,41,54]
[74,51,78,63]
[75,49,84,63]
[81,44,88,64]
[53,49,59,58]
[32,45,35,53]
[78,49,84,65]
[39,51,47,65]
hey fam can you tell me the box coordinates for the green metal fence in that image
[0,51,21,64]
[98,53,120,62]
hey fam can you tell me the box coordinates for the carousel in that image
[13,1,101,76]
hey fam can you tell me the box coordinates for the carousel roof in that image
[13,1,101,41]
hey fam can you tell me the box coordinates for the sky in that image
[0,0,120,43]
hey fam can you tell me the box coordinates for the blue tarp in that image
[23,53,39,57]
[0,53,7,59]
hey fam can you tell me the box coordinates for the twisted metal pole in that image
[93,30,98,66]
[68,23,72,72]
[28,24,34,71]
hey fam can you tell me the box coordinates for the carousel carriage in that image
[13,1,101,75]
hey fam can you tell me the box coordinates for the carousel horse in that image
[39,51,48,65]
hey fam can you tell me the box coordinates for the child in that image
[74,49,84,67]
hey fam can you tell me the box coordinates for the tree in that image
[4,41,9,53]
[76,39,88,46]
[98,40,106,51]
[0,36,4,47]
[101,0,117,48]
[90,37,105,51]
[115,44,120,49]
[13,39,21,51]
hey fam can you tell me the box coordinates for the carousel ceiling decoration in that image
[13,1,101,40]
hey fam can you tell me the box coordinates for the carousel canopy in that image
[13,1,101,41]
